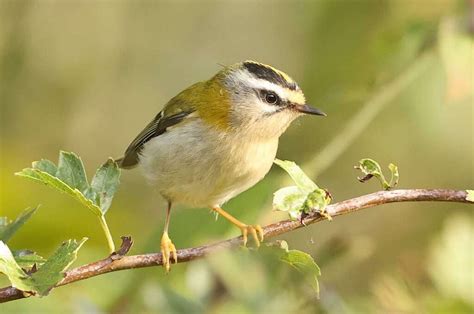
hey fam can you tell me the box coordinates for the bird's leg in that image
[161,202,177,272]
[212,206,264,247]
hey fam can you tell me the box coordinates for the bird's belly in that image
[138,120,278,207]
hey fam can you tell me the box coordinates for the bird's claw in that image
[160,232,177,272]
[240,224,264,247]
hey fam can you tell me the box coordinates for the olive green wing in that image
[116,82,203,169]
[116,108,195,169]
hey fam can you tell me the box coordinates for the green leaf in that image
[16,168,102,217]
[280,249,321,297]
[56,151,89,192]
[273,159,332,220]
[16,151,117,253]
[466,190,474,203]
[13,250,46,268]
[355,158,399,190]
[355,158,385,185]
[303,189,332,220]
[30,238,87,296]
[0,239,87,296]
[388,163,399,188]
[0,241,33,293]
[273,186,308,220]
[0,207,37,242]
[33,159,57,175]
[91,158,121,213]
[274,159,318,193]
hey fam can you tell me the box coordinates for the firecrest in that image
[117,61,326,271]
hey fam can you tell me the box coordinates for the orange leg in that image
[160,202,177,272]
[212,206,264,246]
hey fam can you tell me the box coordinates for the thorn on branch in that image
[110,236,133,260]
[299,212,309,226]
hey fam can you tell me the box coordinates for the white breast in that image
[138,119,278,207]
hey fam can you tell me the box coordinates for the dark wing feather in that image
[116,110,194,169]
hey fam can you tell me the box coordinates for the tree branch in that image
[0,189,471,303]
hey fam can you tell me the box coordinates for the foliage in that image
[0,2,472,311]
[273,159,332,220]
[2,152,329,301]
[0,208,87,296]
[0,207,37,243]
[0,208,46,269]
[278,241,321,297]
[12,250,46,269]
[15,152,120,253]
[0,151,122,298]
[355,158,399,190]
[0,239,87,296]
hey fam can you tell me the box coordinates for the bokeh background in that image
[1,0,473,313]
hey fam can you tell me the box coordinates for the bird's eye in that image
[265,92,278,104]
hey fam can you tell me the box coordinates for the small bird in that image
[117,61,325,271]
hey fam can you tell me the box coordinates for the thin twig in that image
[0,189,471,303]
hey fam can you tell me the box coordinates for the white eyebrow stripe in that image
[247,78,287,99]
[233,69,286,98]
[232,69,306,104]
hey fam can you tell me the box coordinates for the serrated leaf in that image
[273,186,308,220]
[466,190,474,203]
[13,250,46,268]
[16,151,117,253]
[14,168,43,183]
[0,207,37,242]
[32,159,57,175]
[274,159,318,193]
[56,151,89,192]
[91,158,121,213]
[280,249,321,296]
[0,239,87,296]
[16,168,102,217]
[30,238,87,296]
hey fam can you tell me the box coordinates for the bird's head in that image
[203,60,325,139]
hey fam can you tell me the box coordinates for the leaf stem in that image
[98,216,115,253]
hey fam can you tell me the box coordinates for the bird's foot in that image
[160,232,177,272]
[317,208,332,221]
[239,224,264,247]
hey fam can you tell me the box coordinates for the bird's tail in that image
[114,156,136,169]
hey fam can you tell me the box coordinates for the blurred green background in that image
[1,0,473,313]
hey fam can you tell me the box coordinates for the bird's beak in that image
[292,104,327,116]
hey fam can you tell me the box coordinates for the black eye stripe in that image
[243,62,298,91]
